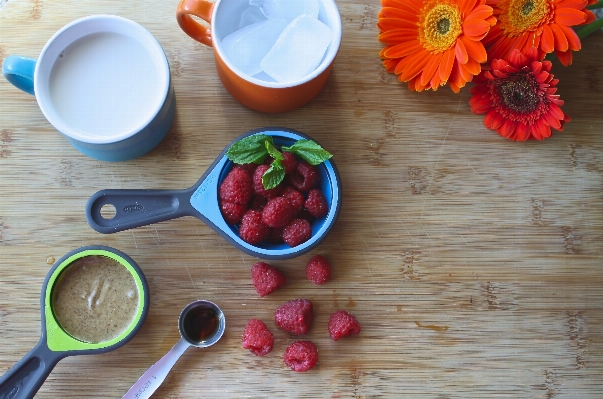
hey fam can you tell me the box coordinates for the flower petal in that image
[554,49,573,66]
[463,19,491,39]
[455,39,469,65]
[383,40,424,58]
[499,119,517,139]
[379,7,419,22]
[554,8,587,26]
[484,110,505,129]
[438,48,456,83]
[465,5,494,22]
[420,51,444,86]
[540,24,555,53]
[378,18,416,32]
[400,49,431,81]
[379,28,418,44]
[557,23,582,50]
[514,122,530,141]
[556,0,588,9]
[459,0,478,16]
[460,35,488,63]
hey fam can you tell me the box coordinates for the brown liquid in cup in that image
[52,255,139,343]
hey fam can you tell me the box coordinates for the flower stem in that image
[577,16,603,39]
[587,0,603,9]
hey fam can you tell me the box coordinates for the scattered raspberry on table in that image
[284,340,319,372]
[306,255,331,285]
[275,299,313,335]
[328,310,361,341]
[242,319,274,356]
[251,262,286,297]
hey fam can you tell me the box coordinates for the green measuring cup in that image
[0,246,150,399]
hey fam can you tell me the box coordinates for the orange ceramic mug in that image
[176,0,341,113]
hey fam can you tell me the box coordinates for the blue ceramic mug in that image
[2,15,175,162]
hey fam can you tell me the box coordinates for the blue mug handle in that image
[2,55,37,95]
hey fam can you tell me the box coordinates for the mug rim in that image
[34,15,170,145]
[211,0,342,89]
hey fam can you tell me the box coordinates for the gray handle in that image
[121,338,190,399]
[0,338,64,399]
[85,189,196,234]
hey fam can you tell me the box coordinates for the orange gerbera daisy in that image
[483,0,597,66]
[378,0,496,92]
[469,47,570,141]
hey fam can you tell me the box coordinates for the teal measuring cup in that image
[0,246,150,399]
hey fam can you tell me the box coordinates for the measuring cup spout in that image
[0,338,65,399]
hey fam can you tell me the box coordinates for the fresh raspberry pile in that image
[251,262,286,297]
[283,341,319,372]
[328,310,361,341]
[305,255,331,285]
[274,299,313,335]
[242,319,274,356]
[219,152,329,248]
[241,256,361,371]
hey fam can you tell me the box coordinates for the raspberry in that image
[281,186,304,215]
[251,262,286,297]
[282,218,312,247]
[235,163,258,176]
[304,189,328,218]
[305,255,331,285]
[253,164,282,198]
[288,161,320,192]
[219,167,252,204]
[262,197,295,228]
[281,152,297,174]
[239,210,270,245]
[242,319,274,356]
[274,299,313,335]
[328,310,361,341]
[284,341,318,372]
[220,201,247,224]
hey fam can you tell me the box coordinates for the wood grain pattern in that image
[1,0,603,397]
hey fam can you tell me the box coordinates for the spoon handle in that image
[121,338,190,399]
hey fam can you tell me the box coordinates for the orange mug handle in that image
[176,0,215,47]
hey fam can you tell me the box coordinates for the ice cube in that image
[249,0,319,23]
[239,5,267,29]
[253,71,277,82]
[222,18,288,77]
[260,15,333,83]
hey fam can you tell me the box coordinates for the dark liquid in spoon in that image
[181,304,220,344]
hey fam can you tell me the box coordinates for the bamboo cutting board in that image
[1,0,603,397]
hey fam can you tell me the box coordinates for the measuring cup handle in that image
[121,337,190,399]
[85,188,196,234]
[176,0,214,46]
[0,338,64,399]
[2,55,37,95]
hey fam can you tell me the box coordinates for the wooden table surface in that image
[1,0,603,397]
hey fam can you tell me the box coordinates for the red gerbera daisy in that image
[378,0,496,92]
[483,0,596,66]
[469,47,570,141]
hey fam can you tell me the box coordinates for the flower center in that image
[495,72,541,114]
[419,1,462,52]
[499,0,552,36]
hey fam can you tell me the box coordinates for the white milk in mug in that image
[2,15,175,161]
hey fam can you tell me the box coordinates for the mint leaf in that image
[265,140,284,161]
[226,134,272,164]
[281,139,332,166]
[262,159,286,190]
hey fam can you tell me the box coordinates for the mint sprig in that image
[281,139,333,166]
[225,134,272,164]
[262,159,286,190]
[225,134,333,189]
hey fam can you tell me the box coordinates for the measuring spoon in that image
[0,246,149,399]
[121,300,225,399]
[85,127,342,260]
